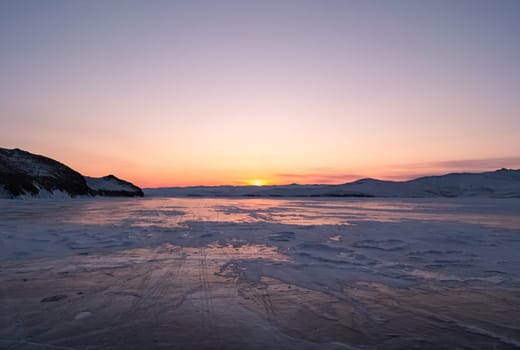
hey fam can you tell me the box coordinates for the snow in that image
[145,169,520,198]
[2,186,73,199]
[85,176,134,191]
[74,311,93,320]
[32,184,72,199]
[1,197,519,349]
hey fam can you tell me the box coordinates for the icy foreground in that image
[1,198,519,349]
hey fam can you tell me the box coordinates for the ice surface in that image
[1,197,519,349]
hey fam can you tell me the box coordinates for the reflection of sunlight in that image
[208,243,290,262]
[34,197,520,230]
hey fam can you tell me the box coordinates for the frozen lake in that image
[1,198,520,349]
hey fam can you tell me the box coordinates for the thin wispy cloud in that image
[397,157,520,170]
[273,157,520,184]
[274,172,363,184]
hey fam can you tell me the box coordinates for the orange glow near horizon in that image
[2,139,517,189]
[247,179,267,186]
[1,2,519,188]
[21,144,516,189]
[1,139,518,189]
[59,156,520,189]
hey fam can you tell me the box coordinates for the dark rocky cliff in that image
[0,148,143,198]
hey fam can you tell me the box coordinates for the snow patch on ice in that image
[74,311,93,320]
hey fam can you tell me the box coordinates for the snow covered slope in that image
[337,169,520,198]
[146,169,520,198]
[0,148,143,198]
[85,175,144,197]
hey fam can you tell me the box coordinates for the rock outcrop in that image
[0,148,143,198]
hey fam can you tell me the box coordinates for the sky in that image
[1,0,519,187]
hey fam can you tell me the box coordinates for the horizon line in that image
[142,167,518,189]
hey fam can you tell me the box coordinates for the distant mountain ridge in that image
[145,169,520,198]
[0,148,143,198]
[2,147,518,199]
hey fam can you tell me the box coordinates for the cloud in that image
[270,157,520,185]
[380,157,520,181]
[274,172,363,184]
[396,157,520,170]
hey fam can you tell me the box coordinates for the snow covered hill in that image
[0,148,143,198]
[85,175,143,197]
[336,169,520,198]
[145,169,520,198]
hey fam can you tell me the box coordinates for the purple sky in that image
[1,0,519,186]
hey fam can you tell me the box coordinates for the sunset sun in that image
[248,179,266,187]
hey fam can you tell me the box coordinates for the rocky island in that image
[0,148,143,198]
